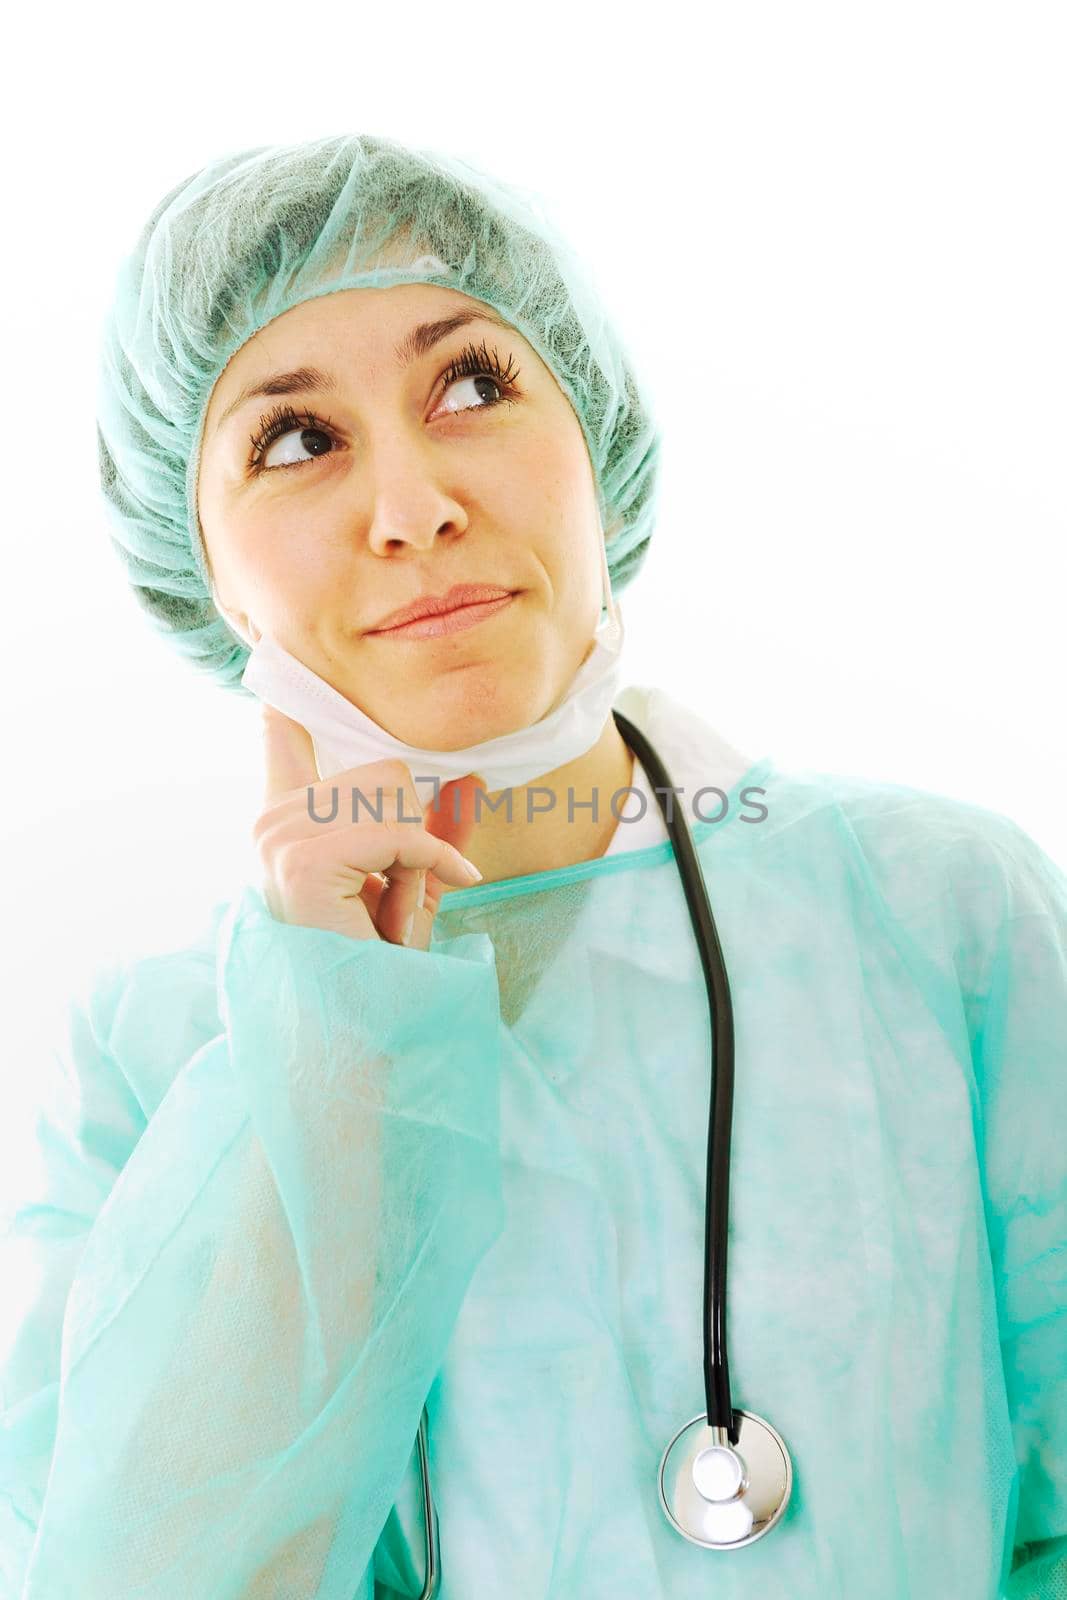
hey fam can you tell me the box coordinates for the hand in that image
[254,705,484,946]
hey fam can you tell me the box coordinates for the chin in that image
[386,664,551,749]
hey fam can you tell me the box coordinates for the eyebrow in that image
[212,308,514,434]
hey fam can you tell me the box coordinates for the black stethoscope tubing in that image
[611,709,739,1441]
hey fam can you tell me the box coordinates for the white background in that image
[1,3,1064,1162]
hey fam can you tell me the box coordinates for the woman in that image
[1,134,1064,1599]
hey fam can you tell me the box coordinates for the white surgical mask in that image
[217,525,625,811]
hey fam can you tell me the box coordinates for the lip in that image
[369,592,517,640]
[366,584,517,635]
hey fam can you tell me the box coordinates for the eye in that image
[437,371,508,413]
[247,406,338,474]
[434,340,522,417]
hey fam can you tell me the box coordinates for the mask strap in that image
[597,516,620,630]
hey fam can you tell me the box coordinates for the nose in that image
[362,432,470,557]
[367,506,466,557]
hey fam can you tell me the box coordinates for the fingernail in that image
[402,912,415,946]
[459,855,482,881]
[416,874,426,909]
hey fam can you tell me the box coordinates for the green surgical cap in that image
[95,132,662,695]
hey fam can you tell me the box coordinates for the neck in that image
[439,715,636,891]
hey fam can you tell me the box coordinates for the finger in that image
[422,870,444,916]
[261,705,320,806]
[361,763,438,943]
[359,871,387,917]
[347,818,480,944]
[372,851,451,946]
[356,870,431,946]
[402,872,434,950]
[371,865,446,950]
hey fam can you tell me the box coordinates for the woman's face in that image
[197,282,610,750]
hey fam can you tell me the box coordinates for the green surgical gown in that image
[1,685,1065,1599]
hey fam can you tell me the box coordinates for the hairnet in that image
[95,133,662,695]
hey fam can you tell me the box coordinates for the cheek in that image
[255,538,350,615]
[216,485,339,578]
[485,433,592,532]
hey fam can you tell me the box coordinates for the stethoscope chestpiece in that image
[659,1409,793,1549]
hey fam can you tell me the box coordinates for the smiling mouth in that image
[368,592,518,640]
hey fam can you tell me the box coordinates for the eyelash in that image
[246,340,523,474]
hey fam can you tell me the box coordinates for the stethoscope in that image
[408,710,793,1598]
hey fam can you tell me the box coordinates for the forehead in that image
[205,282,517,423]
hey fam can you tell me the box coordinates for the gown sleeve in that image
[0,884,505,1599]
[957,819,1067,1599]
